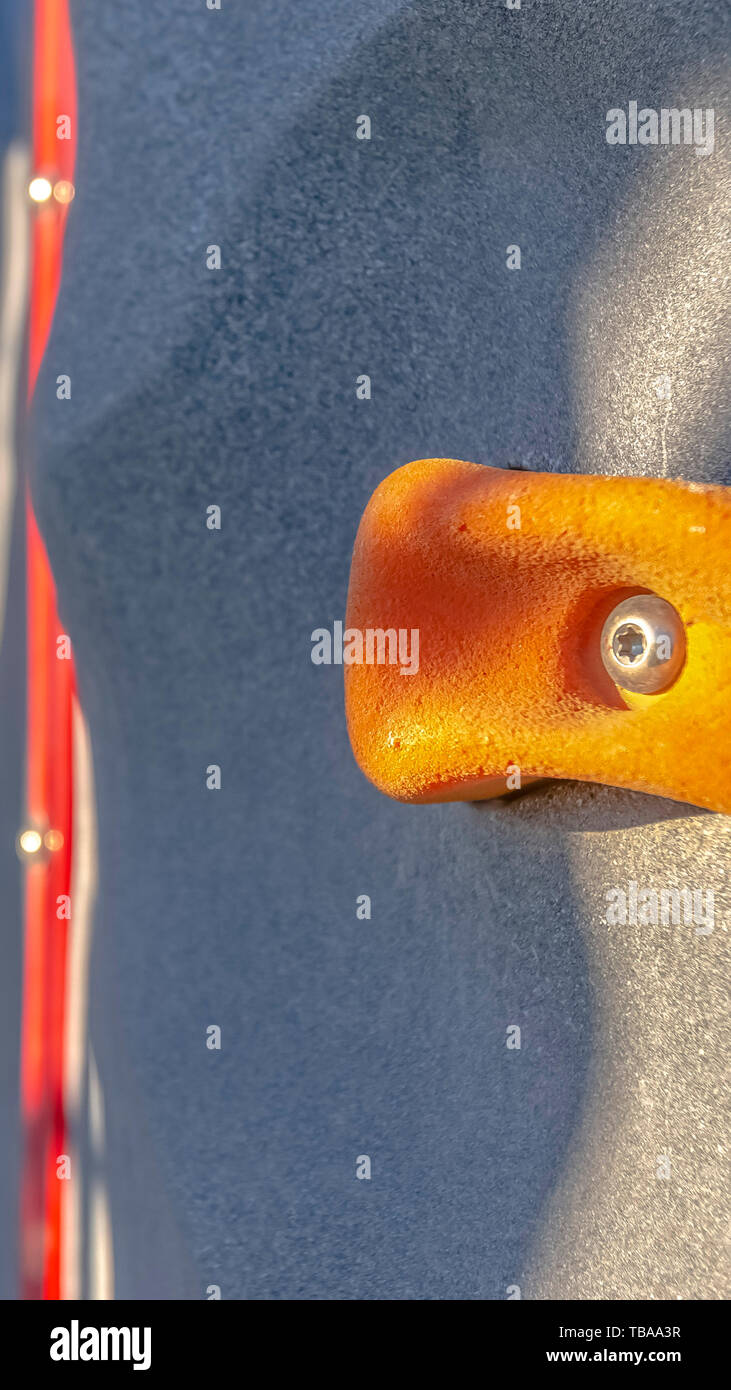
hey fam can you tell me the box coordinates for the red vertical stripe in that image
[20,0,77,1300]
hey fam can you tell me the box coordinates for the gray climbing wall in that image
[26,0,730,1298]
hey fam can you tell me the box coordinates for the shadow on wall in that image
[487,779,708,832]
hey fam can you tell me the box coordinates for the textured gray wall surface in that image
[30,0,729,1298]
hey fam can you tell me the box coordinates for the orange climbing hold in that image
[344,458,731,813]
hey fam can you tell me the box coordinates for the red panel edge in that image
[20,0,78,1301]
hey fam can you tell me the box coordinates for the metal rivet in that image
[600,595,686,694]
[53,179,75,205]
[17,828,43,857]
[28,176,52,203]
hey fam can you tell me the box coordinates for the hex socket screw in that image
[600,594,686,694]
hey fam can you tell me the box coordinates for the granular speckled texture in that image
[346,459,731,810]
[26,0,730,1298]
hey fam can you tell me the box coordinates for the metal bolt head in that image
[17,828,43,858]
[600,595,686,694]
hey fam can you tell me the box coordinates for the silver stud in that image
[600,594,686,694]
[16,828,43,859]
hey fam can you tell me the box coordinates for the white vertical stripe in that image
[60,698,114,1298]
[0,141,29,646]
[88,1048,114,1300]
